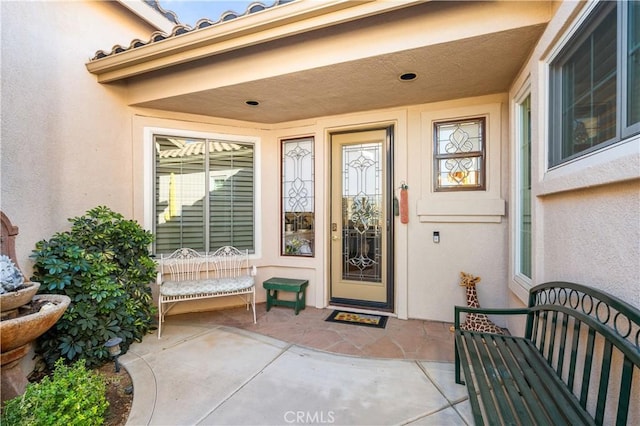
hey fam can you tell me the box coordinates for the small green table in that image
[263,277,309,315]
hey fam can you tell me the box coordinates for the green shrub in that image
[1,359,108,426]
[31,206,156,368]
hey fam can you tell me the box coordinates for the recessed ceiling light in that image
[245,100,260,106]
[399,72,417,81]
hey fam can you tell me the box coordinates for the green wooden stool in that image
[263,277,309,315]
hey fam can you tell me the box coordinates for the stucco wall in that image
[507,3,640,421]
[5,0,635,326]
[130,93,509,323]
[0,1,156,275]
[409,95,510,323]
[2,0,636,421]
[0,0,162,379]
[507,0,640,320]
[540,181,640,302]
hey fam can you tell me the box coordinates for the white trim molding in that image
[417,101,506,223]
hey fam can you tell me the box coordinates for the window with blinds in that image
[154,135,255,254]
[549,1,640,167]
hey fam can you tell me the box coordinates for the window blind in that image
[154,135,255,254]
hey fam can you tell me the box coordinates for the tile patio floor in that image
[172,303,456,363]
[121,303,471,425]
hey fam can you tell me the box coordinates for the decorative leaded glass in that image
[282,137,314,256]
[341,142,382,282]
[434,118,486,191]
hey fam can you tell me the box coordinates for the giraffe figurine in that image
[458,271,504,334]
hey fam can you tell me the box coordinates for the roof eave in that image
[117,0,176,33]
[87,0,429,83]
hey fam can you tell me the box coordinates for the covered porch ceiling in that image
[89,1,552,124]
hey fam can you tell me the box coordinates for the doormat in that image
[325,310,388,329]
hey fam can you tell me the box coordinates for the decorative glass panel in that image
[434,118,485,191]
[342,142,382,282]
[282,137,314,256]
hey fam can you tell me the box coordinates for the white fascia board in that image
[118,0,176,33]
[87,0,428,82]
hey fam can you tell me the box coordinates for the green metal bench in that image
[454,282,639,426]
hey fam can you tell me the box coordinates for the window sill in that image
[509,276,531,305]
[417,198,505,223]
[539,135,639,197]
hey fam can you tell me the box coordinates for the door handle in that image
[332,235,339,241]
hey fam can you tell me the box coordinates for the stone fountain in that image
[0,211,70,402]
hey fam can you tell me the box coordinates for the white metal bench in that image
[156,246,256,338]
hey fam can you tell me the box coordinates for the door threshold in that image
[326,305,397,318]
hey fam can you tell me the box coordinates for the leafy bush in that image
[31,206,156,368]
[1,359,108,426]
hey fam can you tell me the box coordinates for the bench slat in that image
[503,337,564,424]
[579,328,596,408]
[616,357,634,426]
[455,282,639,425]
[493,337,551,425]
[455,333,486,426]
[556,312,570,378]
[458,331,589,425]
[539,311,549,360]
[482,334,535,424]
[546,311,559,365]
[511,338,595,426]
[595,339,613,425]
[458,331,562,425]
[470,333,517,424]
[465,333,502,423]
[567,318,582,390]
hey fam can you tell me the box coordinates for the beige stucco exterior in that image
[3,0,638,310]
[1,1,157,271]
[2,0,638,318]
[2,2,639,410]
[506,0,640,325]
[126,91,514,321]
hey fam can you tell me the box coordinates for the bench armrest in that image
[453,305,530,329]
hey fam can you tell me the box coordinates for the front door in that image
[330,127,393,311]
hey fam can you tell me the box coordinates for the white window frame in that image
[513,84,533,296]
[143,126,262,257]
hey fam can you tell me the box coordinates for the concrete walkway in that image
[121,322,473,425]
